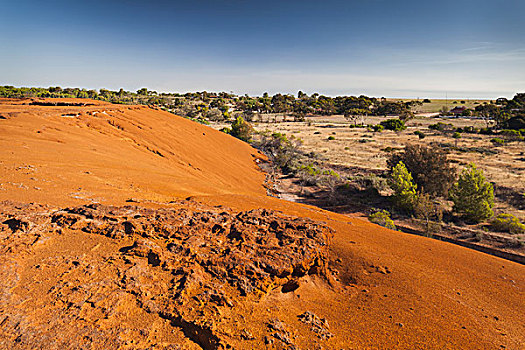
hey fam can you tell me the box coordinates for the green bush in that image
[297,164,321,186]
[449,163,494,223]
[479,127,493,135]
[230,116,253,142]
[491,213,525,234]
[428,122,453,132]
[461,126,478,133]
[414,130,426,139]
[380,118,406,131]
[321,169,340,177]
[373,124,384,132]
[254,132,302,173]
[299,164,321,176]
[500,129,523,141]
[389,161,417,212]
[414,192,443,237]
[491,138,505,146]
[327,135,335,140]
[505,115,525,130]
[387,144,456,197]
[368,210,396,230]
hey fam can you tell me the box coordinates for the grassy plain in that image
[393,98,492,114]
[213,113,525,251]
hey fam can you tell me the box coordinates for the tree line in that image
[1,86,524,130]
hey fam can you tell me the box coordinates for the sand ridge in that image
[0,98,267,206]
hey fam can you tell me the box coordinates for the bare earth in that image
[0,99,523,349]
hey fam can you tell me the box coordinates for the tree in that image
[387,144,456,197]
[414,192,443,236]
[452,131,461,147]
[449,163,494,223]
[344,108,368,125]
[254,132,302,173]
[375,101,411,116]
[475,103,500,128]
[398,109,415,122]
[380,118,406,131]
[368,210,396,230]
[389,161,417,212]
[230,116,253,142]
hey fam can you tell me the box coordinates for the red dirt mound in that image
[0,98,266,205]
[0,99,523,349]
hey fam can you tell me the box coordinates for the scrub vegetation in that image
[2,86,524,254]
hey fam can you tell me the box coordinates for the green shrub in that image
[479,127,493,135]
[449,163,494,223]
[461,109,472,117]
[368,210,396,230]
[380,118,406,131]
[500,129,524,141]
[505,115,525,130]
[321,169,340,177]
[491,138,505,146]
[452,131,461,146]
[491,213,525,234]
[230,116,253,142]
[461,126,478,133]
[255,132,302,173]
[299,164,321,176]
[387,144,456,197]
[297,164,321,186]
[389,161,417,212]
[414,130,426,139]
[327,135,335,140]
[373,124,384,132]
[428,122,453,132]
[414,192,443,237]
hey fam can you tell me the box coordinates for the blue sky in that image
[1,0,524,98]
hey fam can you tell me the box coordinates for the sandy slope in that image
[0,99,523,349]
[0,98,266,205]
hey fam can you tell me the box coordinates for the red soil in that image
[0,98,523,349]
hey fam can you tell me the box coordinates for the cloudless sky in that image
[1,0,524,98]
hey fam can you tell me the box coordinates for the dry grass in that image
[393,98,492,114]
[215,114,525,221]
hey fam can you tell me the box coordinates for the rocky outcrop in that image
[0,202,333,349]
